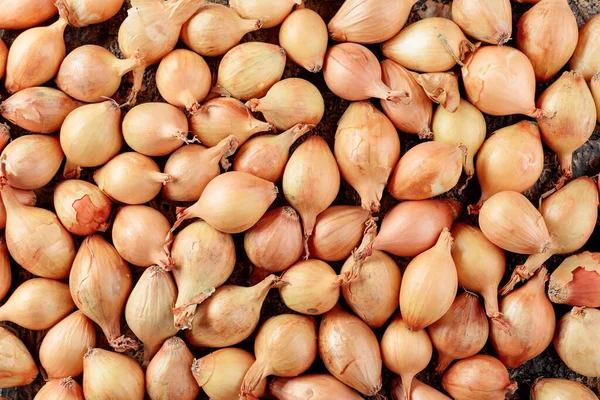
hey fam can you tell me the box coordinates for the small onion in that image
[83,349,144,400]
[271,374,363,400]
[554,307,600,377]
[279,9,328,72]
[0,124,8,152]
[0,186,33,229]
[0,326,38,389]
[530,378,598,399]
[570,14,600,81]
[230,0,301,28]
[0,39,5,79]
[0,0,57,30]
[392,377,451,400]
[55,0,123,27]
[0,241,10,301]
[451,0,511,44]
[34,378,84,400]
[549,252,600,307]
[592,74,600,122]
[416,72,461,112]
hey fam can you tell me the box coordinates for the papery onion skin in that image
[0,0,57,30]
[452,0,512,44]
[530,378,598,400]
[0,241,10,301]
[570,14,600,81]
[230,0,300,28]
[549,252,600,307]
[554,307,600,377]
[0,186,33,230]
[416,72,461,112]
[280,9,327,72]
[592,74,600,122]
[54,180,112,236]
[392,377,452,400]
[34,377,84,400]
[83,348,144,400]
[56,0,123,27]
[0,326,38,389]
[271,374,364,400]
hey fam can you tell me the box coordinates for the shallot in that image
[230,0,300,28]
[0,0,57,30]
[554,307,600,377]
[451,0,512,44]
[548,252,600,307]
[0,326,38,389]
[270,374,363,400]
[83,348,144,400]
[570,14,600,81]
[279,9,328,72]
[530,378,599,399]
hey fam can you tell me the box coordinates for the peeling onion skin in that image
[0,326,38,389]
[451,0,512,45]
[530,378,599,400]
[279,9,327,73]
[83,348,144,400]
[0,0,57,30]
[229,0,301,29]
[554,307,600,377]
[549,252,600,308]
[416,72,461,112]
[570,14,600,81]
[56,0,123,27]
[271,374,363,400]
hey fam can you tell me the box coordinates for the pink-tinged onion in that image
[452,0,512,44]
[0,188,35,230]
[549,252,600,308]
[0,240,10,302]
[392,377,451,400]
[34,377,84,400]
[592,74,600,122]
[0,326,38,389]
[0,0,57,30]
[554,307,600,377]
[415,72,461,112]
[570,14,600,81]
[54,179,112,236]
[0,38,6,81]
[83,348,144,400]
[279,8,327,72]
[270,374,363,400]
[531,378,598,400]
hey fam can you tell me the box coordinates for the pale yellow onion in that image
[548,251,600,307]
[93,152,172,205]
[1,134,64,189]
[415,72,461,112]
[0,39,5,79]
[123,102,188,157]
[181,4,262,57]
[0,326,38,389]
[0,241,10,301]
[531,378,599,400]
[279,9,327,72]
[156,49,211,112]
[432,99,485,177]
[230,0,301,28]
[592,73,600,122]
[246,78,324,131]
[0,278,74,330]
[34,378,84,400]
[53,179,112,236]
[146,337,199,400]
[190,97,273,147]
[0,87,81,133]
[388,141,464,201]
[537,71,597,185]
[570,15,600,81]
[451,0,511,44]
[380,59,433,138]
[83,348,144,400]
[328,0,416,44]
[554,307,600,377]
[5,18,67,93]
[60,100,123,177]
[171,220,236,329]
[382,18,474,73]
[0,185,33,230]
[392,377,452,400]
[270,374,363,400]
[0,0,56,30]
[335,101,400,212]
[39,311,96,379]
[215,42,286,100]
[56,0,123,27]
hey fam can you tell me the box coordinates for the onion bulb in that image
[5,17,67,93]
[279,9,327,72]
[93,152,172,205]
[451,0,511,45]
[39,311,96,379]
[0,241,10,301]
[0,0,57,30]
[335,101,400,212]
[0,125,8,152]
[0,39,5,79]
[230,0,301,28]
[392,377,451,400]
[83,348,144,400]
[554,307,600,377]
[388,141,464,201]
[70,235,136,352]
[271,374,363,400]
[56,45,139,103]
[531,378,598,400]
[0,278,74,330]
[171,220,235,330]
[241,314,317,398]
[146,337,199,400]
[190,97,273,147]
[156,49,211,112]
[181,4,262,57]
[34,378,84,400]
[185,274,283,348]
[442,355,518,400]
[319,305,382,396]
[328,0,416,44]
[537,71,597,186]
[415,72,461,112]
[55,0,123,27]
[215,42,286,100]
[592,74,600,122]
[0,86,81,134]
[0,326,38,389]
[549,252,600,308]
[570,15,600,81]
[0,186,32,230]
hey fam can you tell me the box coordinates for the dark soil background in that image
[1,0,600,399]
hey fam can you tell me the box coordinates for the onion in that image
[234,123,311,183]
[55,0,123,27]
[125,266,177,362]
[5,17,67,93]
[173,171,277,234]
[323,43,408,102]
[0,125,8,152]
[83,348,144,400]
[271,374,363,400]
[122,102,188,157]
[93,152,171,205]
[146,337,198,400]
[39,311,96,379]
[0,241,10,301]
[537,71,597,186]
[190,97,273,147]
[283,136,340,251]
[329,0,416,44]
[381,315,432,399]
[335,101,400,212]
[549,252,600,307]
[215,42,286,101]
[56,45,139,103]
[230,0,300,28]
[570,15,600,81]
[432,99,485,178]
[471,121,544,211]
[163,136,238,202]
[280,9,327,72]
[171,220,235,329]
[60,100,123,178]
[246,78,324,132]
[392,377,452,400]
[592,74,600,122]
[442,355,518,400]
[554,307,600,377]
[530,378,599,399]
[415,72,461,112]
[156,49,211,112]
[70,235,137,352]
[34,378,84,400]
[319,305,382,396]
[241,314,317,398]
[479,191,551,254]
[244,207,304,279]
[0,0,57,30]
[388,141,464,201]
[181,4,262,57]
[193,348,266,400]
[1,134,63,189]
[0,87,81,133]
[0,326,38,388]
[2,184,74,279]
[382,18,474,73]
[462,45,546,117]
[451,0,511,44]
[186,274,282,348]
[0,39,5,80]
[380,59,433,138]
[54,179,112,236]
[308,206,370,262]
[400,229,457,330]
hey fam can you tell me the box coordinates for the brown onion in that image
[416,72,461,112]
[0,125,8,152]
[0,0,56,30]
[279,9,327,72]
[230,0,300,28]
[549,252,600,307]
[452,0,511,44]
[0,241,10,301]
[271,374,362,400]
[592,74,600,122]
[531,378,598,400]
[0,326,38,388]
[56,0,123,27]
[554,307,600,377]
[34,378,84,400]
[570,15,600,81]
[83,348,144,400]
[392,377,452,400]
[0,39,5,80]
